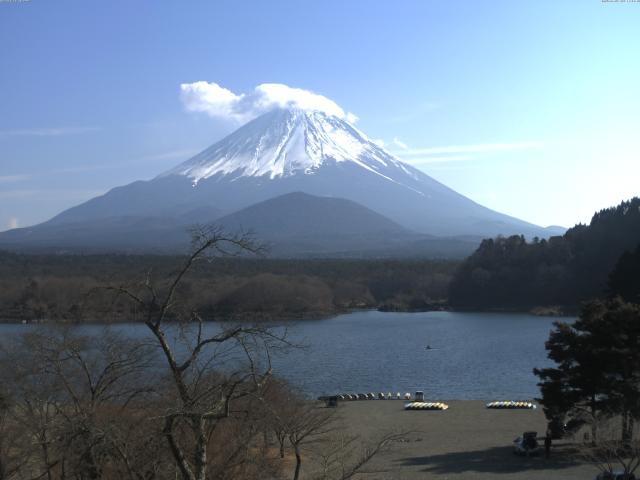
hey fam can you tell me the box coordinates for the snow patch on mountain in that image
[161,108,423,193]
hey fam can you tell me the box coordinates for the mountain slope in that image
[0,192,479,257]
[42,108,549,237]
[0,107,558,254]
[0,214,212,253]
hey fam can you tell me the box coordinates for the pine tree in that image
[609,244,640,303]
[534,299,640,443]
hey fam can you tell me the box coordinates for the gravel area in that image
[331,400,597,480]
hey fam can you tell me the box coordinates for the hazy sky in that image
[1,0,639,231]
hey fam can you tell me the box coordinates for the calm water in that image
[0,311,569,400]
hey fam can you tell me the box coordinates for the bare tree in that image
[310,431,409,480]
[579,417,640,477]
[260,378,298,459]
[107,226,286,480]
[34,330,156,479]
[0,327,161,480]
[249,357,411,480]
[1,336,68,480]
[1,225,409,480]
[0,388,29,480]
[286,403,336,480]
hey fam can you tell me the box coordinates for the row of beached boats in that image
[329,394,536,410]
[486,401,536,409]
[404,401,449,411]
[337,392,414,400]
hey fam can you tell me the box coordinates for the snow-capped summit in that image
[162,108,422,191]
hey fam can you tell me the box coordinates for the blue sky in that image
[1,0,639,231]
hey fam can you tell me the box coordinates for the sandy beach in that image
[329,400,596,480]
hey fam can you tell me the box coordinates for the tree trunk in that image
[41,434,53,480]
[194,418,208,480]
[621,411,634,445]
[590,398,598,444]
[81,446,100,480]
[293,445,302,480]
[164,417,195,480]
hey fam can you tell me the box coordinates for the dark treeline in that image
[449,197,640,311]
[0,251,457,323]
[609,243,640,304]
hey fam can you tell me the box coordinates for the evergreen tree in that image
[534,299,640,443]
[609,244,640,303]
[450,197,640,309]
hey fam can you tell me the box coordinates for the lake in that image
[0,310,569,400]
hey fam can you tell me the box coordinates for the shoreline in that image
[0,304,577,325]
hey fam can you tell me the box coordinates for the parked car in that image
[595,472,636,480]
[513,431,541,456]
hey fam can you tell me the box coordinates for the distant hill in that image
[217,192,483,258]
[216,191,409,238]
[0,215,198,253]
[0,192,480,258]
[449,197,640,310]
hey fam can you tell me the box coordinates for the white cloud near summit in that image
[180,82,358,123]
[392,137,409,150]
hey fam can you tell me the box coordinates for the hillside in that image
[448,197,640,310]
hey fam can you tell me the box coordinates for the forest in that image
[0,248,456,323]
[448,198,640,311]
[3,198,640,324]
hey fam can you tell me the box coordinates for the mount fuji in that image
[0,108,561,256]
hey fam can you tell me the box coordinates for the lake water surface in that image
[0,311,570,400]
